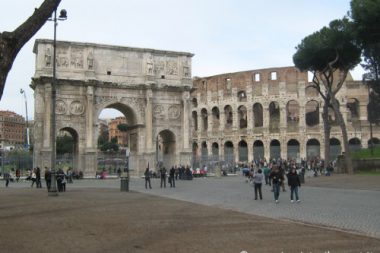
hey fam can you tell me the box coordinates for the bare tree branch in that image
[0,0,61,99]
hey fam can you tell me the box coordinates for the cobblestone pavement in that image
[9,174,379,239]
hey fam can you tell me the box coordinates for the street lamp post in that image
[20,89,29,149]
[48,8,67,196]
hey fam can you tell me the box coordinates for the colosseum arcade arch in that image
[306,100,319,127]
[286,101,300,131]
[224,141,234,164]
[253,140,264,160]
[201,141,208,165]
[192,142,200,169]
[238,140,248,162]
[211,142,219,161]
[270,139,281,159]
[330,138,342,160]
[253,103,263,127]
[192,111,198,131]
[348,138,361,151]
[32,39,193,176]
[287,139,300,160]
[306,139,320,159]
[201,108,208,132]
[269,102,280,132]
[211,107,220,130]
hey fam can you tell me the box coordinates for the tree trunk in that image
[322,95,331,170]
[0,0,61,99]
[331,97,354,174]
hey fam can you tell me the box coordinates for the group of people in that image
[249,162,302,204]
[144,165,194,189]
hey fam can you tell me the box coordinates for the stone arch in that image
[238,105,247,129]
[96,100,140,125]
[192,111,198,131]
[192,142,200,169]
[211,142,219,161]
[287,139,300,160]
[192,97,198,108]
[287,100,300,131]
[306,100,319,127]
[270,139,281,159]
[349,137,361,152]
[201,141,208,166]
[305,85,318,97]
[157,129,176,169]
[330,138,341,160]
[201,108,208,131]
[238,140,248,162]
[253,103,263,127]
[224,141,234,164]
[368,138,380,148]
[224,105,233,129]
[57,127,79,172]
[347,98,360,122]
[211,107,220,130]
[306,138,320,159]
[269,102,280,132]
[253,140,264,160]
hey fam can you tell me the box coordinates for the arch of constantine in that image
[191,67,380,167]
[32,39,193,176]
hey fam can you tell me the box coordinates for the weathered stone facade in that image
[191,67,380,166]
[32,39,193,176]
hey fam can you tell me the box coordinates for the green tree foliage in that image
[56,135,74,154]
[117,123,129,132]
[350,0,380,123]
[293,18,361,174]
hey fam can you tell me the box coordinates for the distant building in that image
[0,110,26,149]
[108,116,128,147]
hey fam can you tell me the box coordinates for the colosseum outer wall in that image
[190,66,379,167]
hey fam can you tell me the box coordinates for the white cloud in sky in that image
[0,0,364,119]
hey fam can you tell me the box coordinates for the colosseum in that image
[190,66,379,170]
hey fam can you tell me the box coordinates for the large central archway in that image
[32,39,194,176]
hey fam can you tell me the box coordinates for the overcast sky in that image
[0,0,363,120]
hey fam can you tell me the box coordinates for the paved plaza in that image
[1,174,380,253]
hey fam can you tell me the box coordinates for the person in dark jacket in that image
[144,167,152,189]
[287,167,301,203]
[160,167,167,188]
[169,166,175,188]
[269,165,283,203]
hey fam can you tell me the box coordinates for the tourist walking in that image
[160,167,167,188]
[4,171,10,187]
[44,167,51,191]
[287,167,301,203]
[169,166,175,188]
[30,169,37,187]
[253,169,264,200]
[269,166,284,204]
[144,167,152,189]
[36,167,42,188]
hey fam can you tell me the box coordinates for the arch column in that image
[182,91,191,150]
[219,111,225,132]
[264,138,270,160]
[232,106,238,131]
[263,104,269,132]
[145,89,153,152]
[86,86,94,149]
[247,107,253,130]
[247,141,253,163]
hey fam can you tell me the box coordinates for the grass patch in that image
[356,170,380,176]
[351,147,380,159]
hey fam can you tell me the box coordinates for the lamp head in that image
[59,9,67,20]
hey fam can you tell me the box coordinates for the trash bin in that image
[120,176,129,192]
